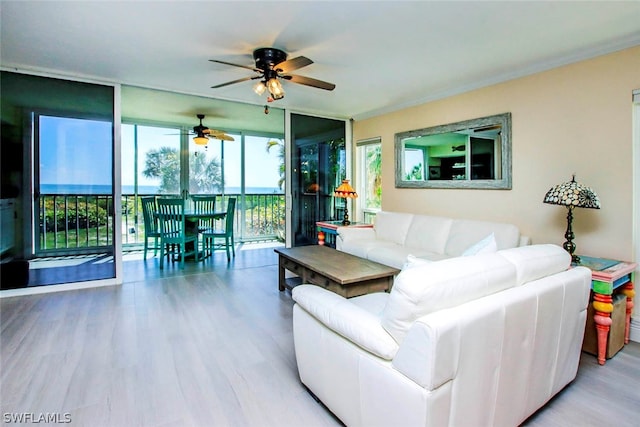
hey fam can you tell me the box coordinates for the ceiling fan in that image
[209,47,336,101]
[190,114,234,146]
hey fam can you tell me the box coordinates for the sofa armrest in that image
[292,285,399,360]
[392,312,459,391]
[336,227,376,250]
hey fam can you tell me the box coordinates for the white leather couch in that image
[292,244,591,427]
[336,211,531,269]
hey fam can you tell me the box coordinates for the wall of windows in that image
[121,122,285,244]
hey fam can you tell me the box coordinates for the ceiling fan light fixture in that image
[266,78,285,99]
[253,80,267,95]
[193,135,208,146]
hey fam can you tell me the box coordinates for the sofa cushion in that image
[293,285,399,359]
[497,244,571,286]
[374,211,414,245]
[340,238,397,260]
[381,253,517,343]
[462,233,497,256]
[403,215,453,254]
[367,246,446,270]
[402,254,433,270]
[444,219,520,256]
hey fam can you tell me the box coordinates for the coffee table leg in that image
[278,256,286,292]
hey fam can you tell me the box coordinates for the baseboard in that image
[0,278,121,298]
[630,317,640,343]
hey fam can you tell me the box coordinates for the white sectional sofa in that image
[336,211,531,269]
[292,244,591,427]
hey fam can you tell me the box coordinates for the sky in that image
[39,115,112,188]
[39,118,282,193]
[40,116,281,192]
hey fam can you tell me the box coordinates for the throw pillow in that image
[462,233,497,256]
[402,254,432,270]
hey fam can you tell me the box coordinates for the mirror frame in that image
[395,112,512,190]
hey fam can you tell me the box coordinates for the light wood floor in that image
[1,246,639,426]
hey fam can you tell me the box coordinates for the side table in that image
[316,220,373,248]
[576,255,637,365]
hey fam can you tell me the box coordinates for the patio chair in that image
[201,198,236,262]
[157,198,199,269]
[141,196,161,259]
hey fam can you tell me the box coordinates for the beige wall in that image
[354,46,639,264]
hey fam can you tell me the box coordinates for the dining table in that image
[155,208,227,262]
[184,209,227,222]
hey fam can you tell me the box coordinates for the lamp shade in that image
[334,180,358,198]
[266,78,285,99]
[253,80,267,95]
[543,175,600,209]
[193,135,209,146]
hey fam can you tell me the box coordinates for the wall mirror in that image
[395,113,512,189]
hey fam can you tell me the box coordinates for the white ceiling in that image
[2,1,640,123]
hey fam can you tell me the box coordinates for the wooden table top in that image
[274,245,399,285]
[316,220,373,231]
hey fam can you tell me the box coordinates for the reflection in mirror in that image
[395,113,511,189]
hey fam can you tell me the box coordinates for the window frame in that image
[356,137,382,223]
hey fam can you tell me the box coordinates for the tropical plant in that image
[405,163,423,181]
[143,147,222,193]
[42,196,109,232]
[266,139,285,190]
[366,144,382,208]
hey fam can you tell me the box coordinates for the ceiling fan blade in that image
[209,59,261,72]
[287,74,336,91]
[209,134,235,141]
[204,129,227,135]
[276,56,313,73]
[211,76,257,89]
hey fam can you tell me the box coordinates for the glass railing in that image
[38,193,286,254]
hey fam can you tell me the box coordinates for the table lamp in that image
[334,179,358,225]
[543,175,600,264]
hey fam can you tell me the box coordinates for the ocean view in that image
[40,184,283,195]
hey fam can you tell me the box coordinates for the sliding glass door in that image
[0,71,117,288]
[120,124,181,247]
[290,113,347,246]
[34,114,114,255]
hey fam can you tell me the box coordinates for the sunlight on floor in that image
[29,254,103,269]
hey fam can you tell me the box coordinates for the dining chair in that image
[190,195,217,232]
[157,198,199,269]
[140,196,162,259]
[201,198,236,262]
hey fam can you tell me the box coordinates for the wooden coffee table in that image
[274,245,400,298]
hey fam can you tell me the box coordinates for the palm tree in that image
[366,144,382,208]
[266,139,285,190]
[143,147,222,194]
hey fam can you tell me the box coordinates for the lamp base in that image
[563,207,579,264]
[342,207,350,226]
